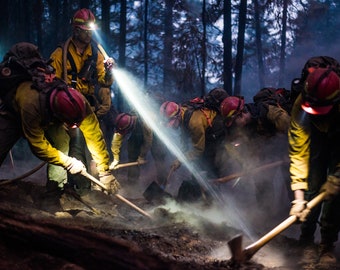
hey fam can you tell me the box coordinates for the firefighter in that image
[109,112,161,187]
[219,95,292,215]
[0,79,120,200]
[288,68,340,266]
[50,8,116,195]
[160,101,226,202]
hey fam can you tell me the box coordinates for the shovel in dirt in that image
[228,191,326,264]
[143,166,175,202]
[81,170,153,219]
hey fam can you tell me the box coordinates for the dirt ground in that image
[1,148,340,270]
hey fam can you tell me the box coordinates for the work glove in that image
[137,156,147,165]
[104,57,116,72]
[65,157,86,175]
[98,172,121,194]
[109,159,119,170]
[289,199,310,222]
[171,159,181,171]
[320,174,340,200]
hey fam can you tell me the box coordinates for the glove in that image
[171,159,181,171]
[98,172,121,194]
[109,159,119,170]
[137,156,146,165]
[289,199,310,222]
[104,57,116,72]
[65,157,86,175]
[320,175,340,200]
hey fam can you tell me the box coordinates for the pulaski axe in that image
[228,191,326,264]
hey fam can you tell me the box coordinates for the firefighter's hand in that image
[99,172,121,194]
[109,160,119,170]
[320,175,340,200]
[137,156,146,165]
[289,199,310,222]
[65,157,86,175]
[171,159,181,171]
[104,57,116,72]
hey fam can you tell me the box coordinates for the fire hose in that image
[0,161,47,185]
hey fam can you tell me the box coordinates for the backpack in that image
[0,42,73,125]
[291,56,340,102]
[182,88,228,143]
[253,87,292,113]
[0,42,55,102]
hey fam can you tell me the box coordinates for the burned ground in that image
[1,156,340,270]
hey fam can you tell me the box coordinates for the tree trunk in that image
[201,0,206,96]
[223,0,233,95]
[163,0,175,93]
[144,0,149,89]
[118,0,127,112]
[101,0,111,45]
[234,0,247,96]
[279,0,288,86]
[254,0,265,88]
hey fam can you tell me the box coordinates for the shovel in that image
[81,170,153,219]
[213,160,286,184]
[143,166,175,202]
[228,191,326,264]
[111,160,147,170]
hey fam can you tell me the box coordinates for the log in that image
[0,205,167,270]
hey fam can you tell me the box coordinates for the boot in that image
[318,243,337,266]
[298,238,318,265]
[41,180,63,213]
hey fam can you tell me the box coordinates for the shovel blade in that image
[143,181,172,203]
[228,234,244,264]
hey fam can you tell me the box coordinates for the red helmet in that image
[160,101,181,128]
[220,96,245,118]
[72,8,96,30]
[115,113,135,135]
[50,87,86,126]
[301,68,340,115]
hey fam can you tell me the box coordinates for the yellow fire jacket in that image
[288,94,340,191]
[50,38,113,95]
[180,106,218,162]
[12,81,110,172]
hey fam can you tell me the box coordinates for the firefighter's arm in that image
[288,104,311,222]
[185,112,206,161]
[49,47,64,79]
[267,104,291,133]
[79,104,110,173]
[16,82,74,168]
[95,87,112,117]
[139,123,153,161]
[111,132,124,162]
[97,50,114,87]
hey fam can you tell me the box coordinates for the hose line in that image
[0,161,47,185]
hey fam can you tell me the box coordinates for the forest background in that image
[1,0,339,111]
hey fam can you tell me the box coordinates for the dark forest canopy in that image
[0,0,339,102]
